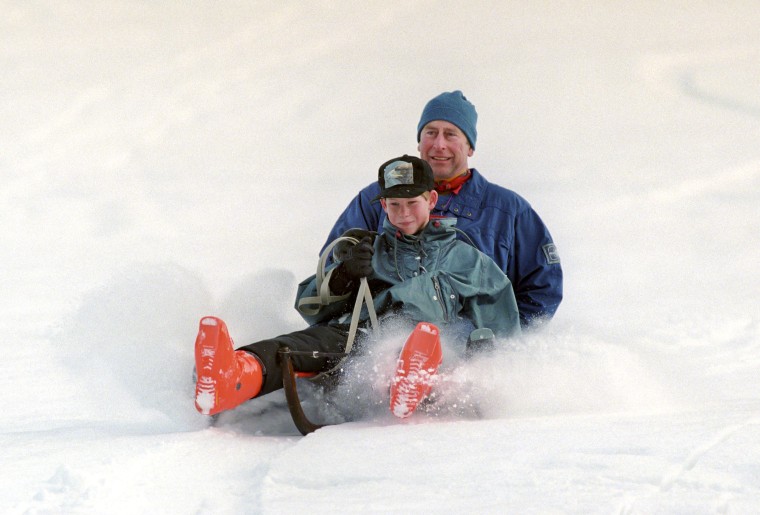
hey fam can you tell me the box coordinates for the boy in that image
[194,155,521,417]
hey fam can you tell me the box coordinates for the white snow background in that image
[2,2,760,513]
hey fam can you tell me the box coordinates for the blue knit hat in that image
[416,90,478,149]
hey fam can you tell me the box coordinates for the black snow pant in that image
[237,325,350,397]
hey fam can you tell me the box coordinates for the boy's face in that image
[380,191,438,235]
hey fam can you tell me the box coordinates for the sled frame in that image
[279,347,325,435]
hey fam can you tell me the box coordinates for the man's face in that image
[381,191,438,235]
[417,120,473,181]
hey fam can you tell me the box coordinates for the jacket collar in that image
[433,168,486,219]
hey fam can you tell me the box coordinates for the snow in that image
[2,1,760,513]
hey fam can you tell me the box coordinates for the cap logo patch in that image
[384,161,414,188]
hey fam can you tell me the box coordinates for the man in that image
[322,91,563,327]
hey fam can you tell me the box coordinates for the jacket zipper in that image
[431,276,449,323]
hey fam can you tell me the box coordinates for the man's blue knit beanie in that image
[416,90,478,149]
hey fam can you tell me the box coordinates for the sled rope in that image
[297,236,379,379]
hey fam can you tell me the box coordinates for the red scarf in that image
[435,170,471,194]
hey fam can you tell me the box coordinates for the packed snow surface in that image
[2,2,759,513]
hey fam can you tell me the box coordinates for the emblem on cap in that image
[384,161,414,188]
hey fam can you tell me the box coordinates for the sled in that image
[279,321,442,435]
[283,235,379,435]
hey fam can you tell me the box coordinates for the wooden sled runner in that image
[278,347,328,436]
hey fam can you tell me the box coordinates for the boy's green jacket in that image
[296,218,521,342]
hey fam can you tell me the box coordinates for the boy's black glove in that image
[333,229,378,263]
[329,236,375,295]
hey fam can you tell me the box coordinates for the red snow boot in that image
[194,316,263,415]
[390,322,443,418]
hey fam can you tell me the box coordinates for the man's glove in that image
[329,236,375,295]
[333,228,378,263]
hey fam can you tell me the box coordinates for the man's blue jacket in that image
[321,169,563,327]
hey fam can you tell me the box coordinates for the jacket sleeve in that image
[464,257,522,339]
[509,206,563,326]
[320,182,385,264]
